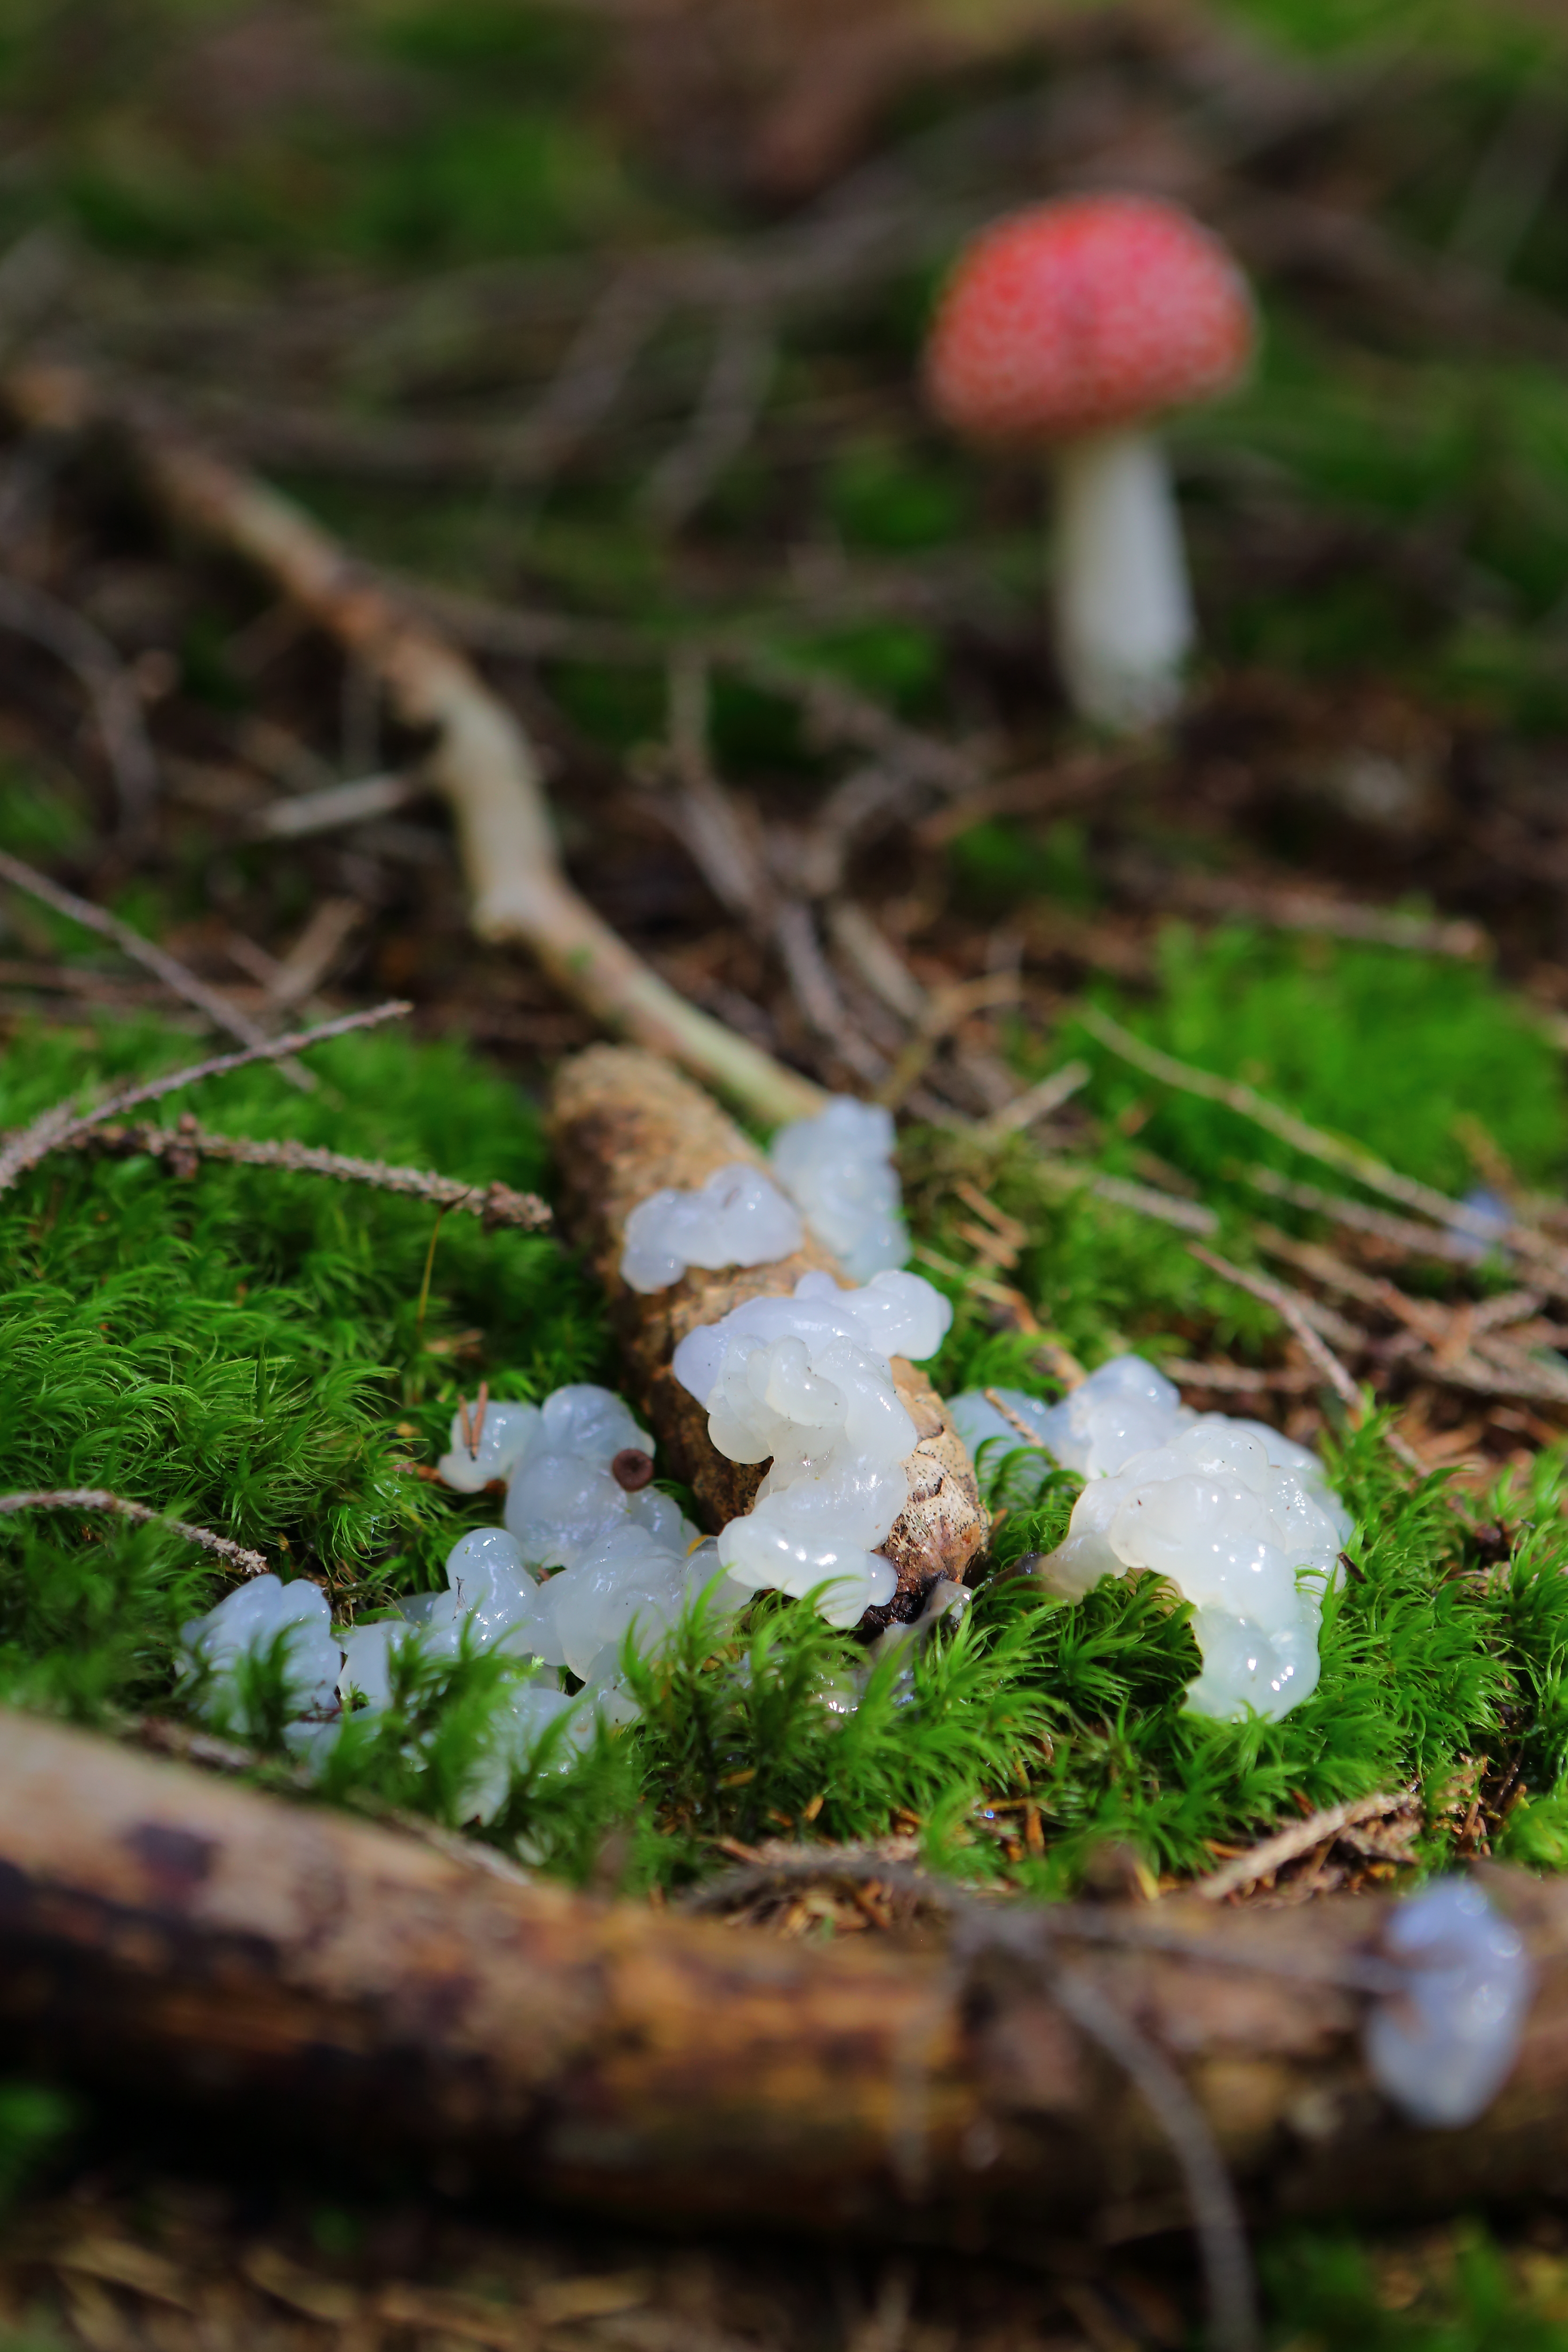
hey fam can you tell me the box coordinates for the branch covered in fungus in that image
[72,1119,553,1231]
[0,1491,268,1577]
[0,998,412,1195]
[0,362,825,1131]
[0,846,313,1085]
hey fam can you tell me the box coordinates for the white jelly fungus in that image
[769,1097,909,1280]
[181,1381,747,1800]
[180,1573,341,1729]
[619,1161,803,1293]
[674,1268,953,1627]
[948,1354,1351,1722]
[1365,1880,1532,2127]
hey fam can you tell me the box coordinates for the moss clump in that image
[5,952,1568,1896]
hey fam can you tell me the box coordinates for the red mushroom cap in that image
[925,195,1253,445]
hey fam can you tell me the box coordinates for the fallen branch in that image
[3,1706,1568,2268]
[0,361,824,1131]
[0,1491,267,1577]
[549,1045,986,1629]
[72,1119,552,1232]
[0,998,411,1196]
[0,846,311,1085]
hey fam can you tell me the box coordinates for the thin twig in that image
[1049,1963,1259,2352]
[977,1060,1092,1142]
[982,1389,1051,1450]
[0,846,312,1086]
[1242,1164,1486,1267]
[72,1120,552,1230]
[0,572,159,835]
[1039,1159,1219,1237]
[1190,1242,1426,1471]
[643,302,777,529]
[1188,1243,1366,1415]
[1082,1004,1568,1281]
[0,999,411,1195]
[251,771,422,841]
[1,361,823,1129]
[1198,1789,1419,1904]
[0,1489,268,1577]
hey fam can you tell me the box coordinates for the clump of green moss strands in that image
[5,922,1568,1901]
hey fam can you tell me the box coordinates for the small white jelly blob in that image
[180,1573,342,1725]
[437,1400,541,1494]
[1365,1881,1532,2127]
[675,1267,951,1622]
[770,1097,908,1279]
[949,1354,1352,1724]
[620,1162,804,1292]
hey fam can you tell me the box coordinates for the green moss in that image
[1079,925,1568,1198]
[8,977,1564,1895]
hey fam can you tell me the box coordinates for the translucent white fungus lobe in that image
[675,1269,954,1627]
[620,1162,803,1293]
[1366,1881,1532,2127]
[436,1399,540,1494]
[769,1097,909,1280]
[180,1573,342,1726]
[948,1354,1351,1722]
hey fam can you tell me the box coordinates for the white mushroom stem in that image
[1051,427,1194,731]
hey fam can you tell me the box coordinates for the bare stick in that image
[643,303,777,530]
[0,998,411,1195]
[1050,1963,1259,2352]
[1188,1242,1366,1414]
[0,572,158,834]
[2,362,824,1130]
[1082,1004,1568,1280]
[977,1060,1091,1141]
[0,1490,267,1577]
[252,771,422,841]
[0,846,313,1087]
[1040,1159,1219,1238]
[1198,1790,1418,1905]
[73,1119,552,1230]
[1242,1164,1487,1267]
[981,1389,1050,1450]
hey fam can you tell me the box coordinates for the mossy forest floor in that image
[11,0,1568,2342]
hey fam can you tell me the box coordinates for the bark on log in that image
[548,1045,987,1630]
[2,1708,1568,2243]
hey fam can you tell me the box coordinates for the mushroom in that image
[924,193,1254,731]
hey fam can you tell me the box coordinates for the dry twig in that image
[1197,1791,1419,1904]
[73,1119,552,1231]
[1,362,824,1130]
[0,1490,267,1577]
[0,998,411,1196]
[0,846,311,1083]
[1082,1005,1568,1286]
[0,572,158,835]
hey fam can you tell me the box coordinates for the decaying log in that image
[549,1045,987,1629]
[3,1707,1568,2246]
